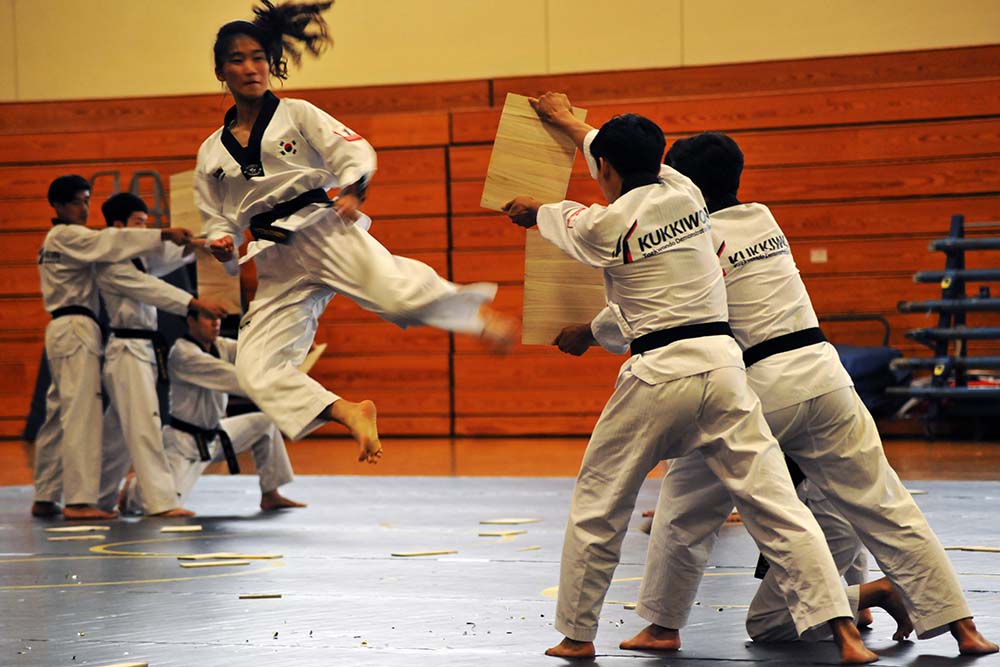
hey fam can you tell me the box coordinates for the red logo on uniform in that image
[334,127,364,142]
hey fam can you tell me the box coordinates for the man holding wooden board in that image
[499,94,876,663]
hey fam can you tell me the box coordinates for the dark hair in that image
[589,114,666,185]
[47,175,91,206]
[101,192,148,227]
[665,132,744,205]
[214,1,334,80]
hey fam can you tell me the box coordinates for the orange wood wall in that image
[1,45,998,439]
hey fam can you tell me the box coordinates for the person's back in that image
[711,203,850,413]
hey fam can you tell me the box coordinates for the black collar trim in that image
[221,90,281,180]
[182,333,220,359]
[51,218,74,226]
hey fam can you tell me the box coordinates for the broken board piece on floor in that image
[906,488,928,495]
[160,525,203,533]
[522,229,605,345]
[44,525,111,533]
[95,662,149,667]
[390,550,458,557]
[239,593,283,599]
[178,552,282,560]
[945,545,1000,553]
[516,545,542,552]
[48,535,106,542]
[478,529,527,537]
[179,559,251,568]
[479,518,542,525]
[480,92,587,212]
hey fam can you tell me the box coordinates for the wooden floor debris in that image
[160,525,203,533]
[178,552,282,560]
[390,550,458,557]
[239,593,283,599]
[48,534,106,542]
[178,559,251,568]
[44,525,111,533]
[945,545,1000,553]
[478,529,527,537]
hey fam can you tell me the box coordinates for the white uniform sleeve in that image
[168,340,246,396]
[590,305,631,354]
[144,241,196,278]
[582,129,601,179]
[535,201,620,268]
[48,226,163,263]
[194,140,242,245]
[216,337,239,365]
[95,262,193,316]
[292,100,377,191]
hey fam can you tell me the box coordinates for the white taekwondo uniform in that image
[622,203,970,640]
[33,221,164,507]
[195,91,497,440]
[95,246,194,515]
[121,335,294,514]
[544,131,851,643]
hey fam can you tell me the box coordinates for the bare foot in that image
[830,617,878,664]
[857,608,873,630]
[620,624,681,651]
[63,505,118,520]
[328,399,382,463]
[260,490,307,511]
[950,618,999,655]
[544,637,595,659]
[858,577,912,641]
[31,501,62,518]
[479,305,518,354]
[149,508,196,518]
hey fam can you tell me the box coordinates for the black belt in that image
[742,327,827,368]
[630,322,734,356]
[168,416,239,474]
[111,328,169,383]
[51,305,100,326]
[249,188,330,244]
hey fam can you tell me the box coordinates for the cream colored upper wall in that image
[0,0,997,102]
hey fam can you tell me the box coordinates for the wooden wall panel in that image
[452,79,1000,144]
[492,46,1000,104]
[1,47,997,441]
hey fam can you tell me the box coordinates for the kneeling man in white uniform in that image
[122,309,303,513]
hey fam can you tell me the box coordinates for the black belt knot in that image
[249,188,330,244]
[630,322,734,356]
[169,416,239,474]
[742,327,827,368]
[111,328,170,383]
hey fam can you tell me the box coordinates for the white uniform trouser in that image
[97,340,179,515]
[639,386,970,639]
[555,366,850,643]
[237,211,494,441]
[746,480,867,640]
[33,316,103,505]
[123,412,294,513]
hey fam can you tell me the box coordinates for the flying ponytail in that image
[214,1,334,80]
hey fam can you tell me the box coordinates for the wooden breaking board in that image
[522,230,606,345]
[480,93,587,211]
[169,170,242,314]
